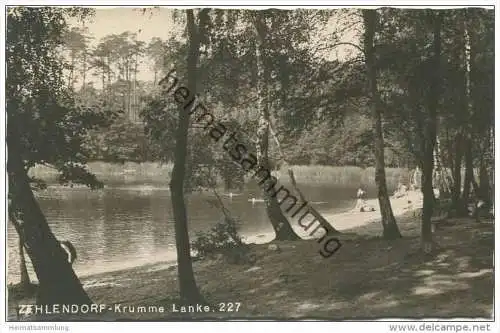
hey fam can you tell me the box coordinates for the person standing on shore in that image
[410,166,422,190]
[356,186,367,211]
[357,186,367,200]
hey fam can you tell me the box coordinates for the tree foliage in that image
[7,7,111,189]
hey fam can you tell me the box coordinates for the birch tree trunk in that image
[363,9,402,240]
[421,11,442,254]
[461,9,474,213]
[451,132,464,215]
[253,13,300,241]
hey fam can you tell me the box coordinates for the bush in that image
[191,216,255,265]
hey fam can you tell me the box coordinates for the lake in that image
[6,182,380,284]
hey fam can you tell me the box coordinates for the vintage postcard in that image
[2,1,497,332]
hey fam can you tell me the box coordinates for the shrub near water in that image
[191,216,254,265]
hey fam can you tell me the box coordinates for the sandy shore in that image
[242,190,423,244]
[325,190,423,230]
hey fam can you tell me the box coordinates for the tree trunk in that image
[81,23,87,89]
[460,9,474,214]
[421,11,442,254]
[9,214,31,288]
[69,53,75,90]
[478,126,493,207]
[106,55,111,96]
[168,9,205,305]
[462,141,473,205]
[18,227,31,288]
[479,155,491,205]
[82,49,87,89]
[253,13,300,241]
[126,59,132,120]
[421,146,434,254]
[451,132,463,214]
[224,174,232,192]
[288,169,340,235]
[7,139,92,306]
[363,9,402,240]
[433,135,451,198]
[82,54,86,89]
[101,57,105,90]
[133,55,138,122]
[267,121,339,236]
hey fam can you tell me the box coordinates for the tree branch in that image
[330,42,365,55]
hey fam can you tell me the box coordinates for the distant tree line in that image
[62,19,412,167]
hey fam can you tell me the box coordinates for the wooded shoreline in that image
[29,162,410,188]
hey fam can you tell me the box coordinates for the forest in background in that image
[59,9,413,169]
[6,7,494,315]
[42,8,493,195]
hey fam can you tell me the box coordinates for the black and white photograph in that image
[2,1,497,330]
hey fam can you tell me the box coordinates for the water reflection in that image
[7,183,365,283]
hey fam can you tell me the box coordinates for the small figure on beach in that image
[357,186,367,200]
[393,182,408,199]
[355,186,374,212]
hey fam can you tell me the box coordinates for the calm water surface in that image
[7,183,378,283]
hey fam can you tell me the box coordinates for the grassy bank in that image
[8,214,493,320]
[276,165,409,189]
[29,162,174,186]
[29,162,409,189]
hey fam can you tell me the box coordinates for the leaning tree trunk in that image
[168,9,205,304]
[7,139,92,306]
[268,123,340,235]
[363,9,402,240]
[9,213,31,288]
[19,244,30,286]
[421,11,442,254]
[253,13,300,241]
[17,226,31,288]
